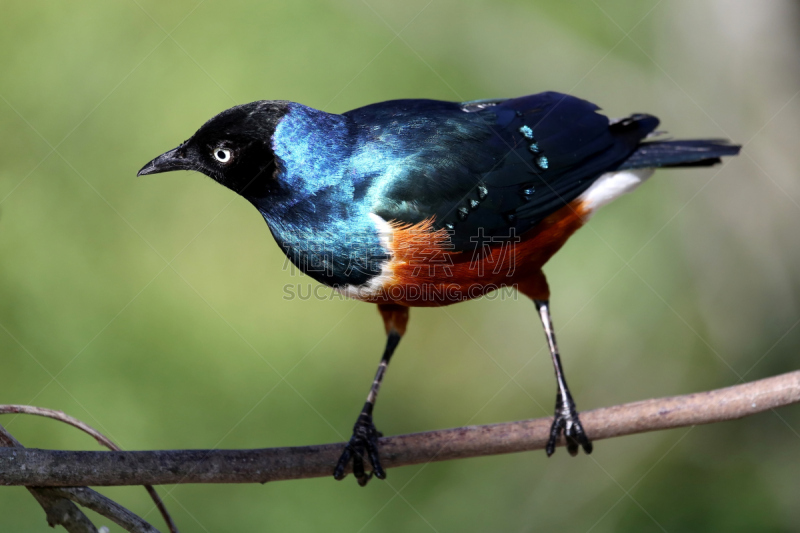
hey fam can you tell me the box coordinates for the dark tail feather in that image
[620,139,741,170]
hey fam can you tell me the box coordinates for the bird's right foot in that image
[333,412,384,486]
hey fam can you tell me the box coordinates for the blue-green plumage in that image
[138,91,739,289]
[137,91,741,483]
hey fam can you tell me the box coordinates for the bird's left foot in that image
[333,412,384,486]
[546,392,592,457]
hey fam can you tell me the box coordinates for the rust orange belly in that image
[356,200,590,307]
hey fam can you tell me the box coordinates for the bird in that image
[138,91,740,486]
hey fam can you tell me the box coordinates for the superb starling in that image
[139,91,740,486]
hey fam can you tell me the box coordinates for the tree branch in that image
[0,409,171,532]
[0,405,178,533]
[1,370,797,487]
[0,423,97,533]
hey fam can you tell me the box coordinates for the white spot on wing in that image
[578,168,654,217]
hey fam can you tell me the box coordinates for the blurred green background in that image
[2,0,799,531]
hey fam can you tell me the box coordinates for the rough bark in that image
[1,370,797,487]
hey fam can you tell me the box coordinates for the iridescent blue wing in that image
[345,92,658,249]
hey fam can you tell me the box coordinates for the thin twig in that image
[0,405,178,533]
[28,489,99,533]
[1,370,797,487]
[0,406,117,449]
[38,487,159,533]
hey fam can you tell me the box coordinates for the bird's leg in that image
[534,299,593,457]
[334,304,408,486]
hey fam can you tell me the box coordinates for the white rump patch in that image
[578,168,654,217]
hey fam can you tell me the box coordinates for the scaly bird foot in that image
[333,412,384,486]
[546,392,593,457]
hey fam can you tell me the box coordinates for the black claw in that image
[368,443,385,479]
[333,447,350,480]
[546,392,592,457]
[566,437,580,457]
[333,412,384,486]
[545,416,563,457]
[352,447,366,481]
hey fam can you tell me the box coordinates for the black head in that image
[138,101,290,199]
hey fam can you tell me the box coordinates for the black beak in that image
[137,146,192,176]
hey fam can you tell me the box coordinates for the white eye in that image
[213,147,232,163]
